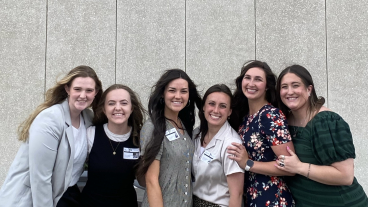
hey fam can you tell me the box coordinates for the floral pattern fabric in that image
[238,104,294,207]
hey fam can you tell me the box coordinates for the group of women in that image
[0,62,367,207]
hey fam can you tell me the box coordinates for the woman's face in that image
[203,92,232,129]
[65,77,97,114]
[103,89,132,127]
[163,78,189,116]
[279,72,312,112]
[241,67,267,101]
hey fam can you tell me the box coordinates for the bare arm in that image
[145,160,163,207]
[228,142,295,176]
[275,146,354,185]
[227,172,244,207]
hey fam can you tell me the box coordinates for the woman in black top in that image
[80,84,145,207]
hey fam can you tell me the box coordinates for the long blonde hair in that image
[18,65,103,142]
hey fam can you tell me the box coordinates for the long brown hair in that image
[18,65,102,142]
[93,84,146,146]
[136,69,202,178]
[276,64,325,119]
[229,60,277,130]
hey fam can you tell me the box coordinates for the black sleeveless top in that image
[81,125,139,207]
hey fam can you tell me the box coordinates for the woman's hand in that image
[275,146,303,174]
[227,142,249,169]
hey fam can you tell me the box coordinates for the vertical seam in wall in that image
[44,0,49,99]
[185,0,187,72]
[325,0,328,107]
[114,0,118,84]
[254,0,257,60]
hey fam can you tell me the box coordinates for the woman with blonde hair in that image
[0,65,102,207]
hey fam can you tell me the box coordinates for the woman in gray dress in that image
[137,69,201,207]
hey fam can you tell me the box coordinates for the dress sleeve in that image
[259,107,292,146]
[140,119,164,160]
[311,112,356,165]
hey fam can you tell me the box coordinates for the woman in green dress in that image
[275,64,368,207]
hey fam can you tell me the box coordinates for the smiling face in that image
[163,78,189,117]
[280,72,312,112]
[65,77,97,115]
[241,67,267,101]
[103,89,132,128]
[203,92,232,129]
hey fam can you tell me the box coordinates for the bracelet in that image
[307,163,311,178]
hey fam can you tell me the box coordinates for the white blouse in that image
[192,121,244,206]
[69,115,87,186]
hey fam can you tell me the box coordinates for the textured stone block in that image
[116,0,186,110]
[327,0,368,191]
[186,0,255,93]
[0,0,46,186]
[46,0,116,90]
[256,0,326,99]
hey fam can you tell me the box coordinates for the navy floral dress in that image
[238,104,294,207]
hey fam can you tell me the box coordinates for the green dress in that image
[286,111,368,207]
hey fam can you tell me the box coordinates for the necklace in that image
[166,117,184,133]
[108,138,121,155]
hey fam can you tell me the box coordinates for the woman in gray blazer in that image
[0,65,102,207]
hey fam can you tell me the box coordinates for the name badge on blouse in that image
[201,150,214,163]
[123,148,140,160]
[165,128,180,141]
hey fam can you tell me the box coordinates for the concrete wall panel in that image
[0,0,46,186]
[186,0,255,93]
[46,0,116,89]
[327,0,368,192]
[116,0,185,109]
[256,0,326,99]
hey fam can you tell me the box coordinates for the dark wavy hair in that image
[137,69,202,177]
[276,64,325,119]
[229,60,277,130]
[196,84,233,145]
[92,84,145,147]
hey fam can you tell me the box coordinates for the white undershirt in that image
[86,123,132,153]
[70,115,87,186]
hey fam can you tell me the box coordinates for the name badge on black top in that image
[123,148,140,160]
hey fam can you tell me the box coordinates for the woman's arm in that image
[275,146,354,185]
[227,172,244,207]
[228,142,295,176]
[145,160,163,207]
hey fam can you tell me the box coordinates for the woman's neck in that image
[290,105,313,127]
[248,99,268,115]
[107,122,130,135]
[164,109,179,123]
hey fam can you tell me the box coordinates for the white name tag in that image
[123,148,140,160]
[201,150,214,163]
[165,128,180,141]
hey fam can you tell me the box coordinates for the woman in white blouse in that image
[192,84,244,207]
[80,84,145,207]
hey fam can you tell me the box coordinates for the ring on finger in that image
[281,155,285,160]
[279,161,285,167]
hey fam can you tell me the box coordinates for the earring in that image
[227,116,230,120]
[186,100,191,107]
[308,93,311,97]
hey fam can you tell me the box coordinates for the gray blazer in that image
[0,99,93,207]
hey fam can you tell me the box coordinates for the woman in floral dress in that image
[227,60,295,207]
